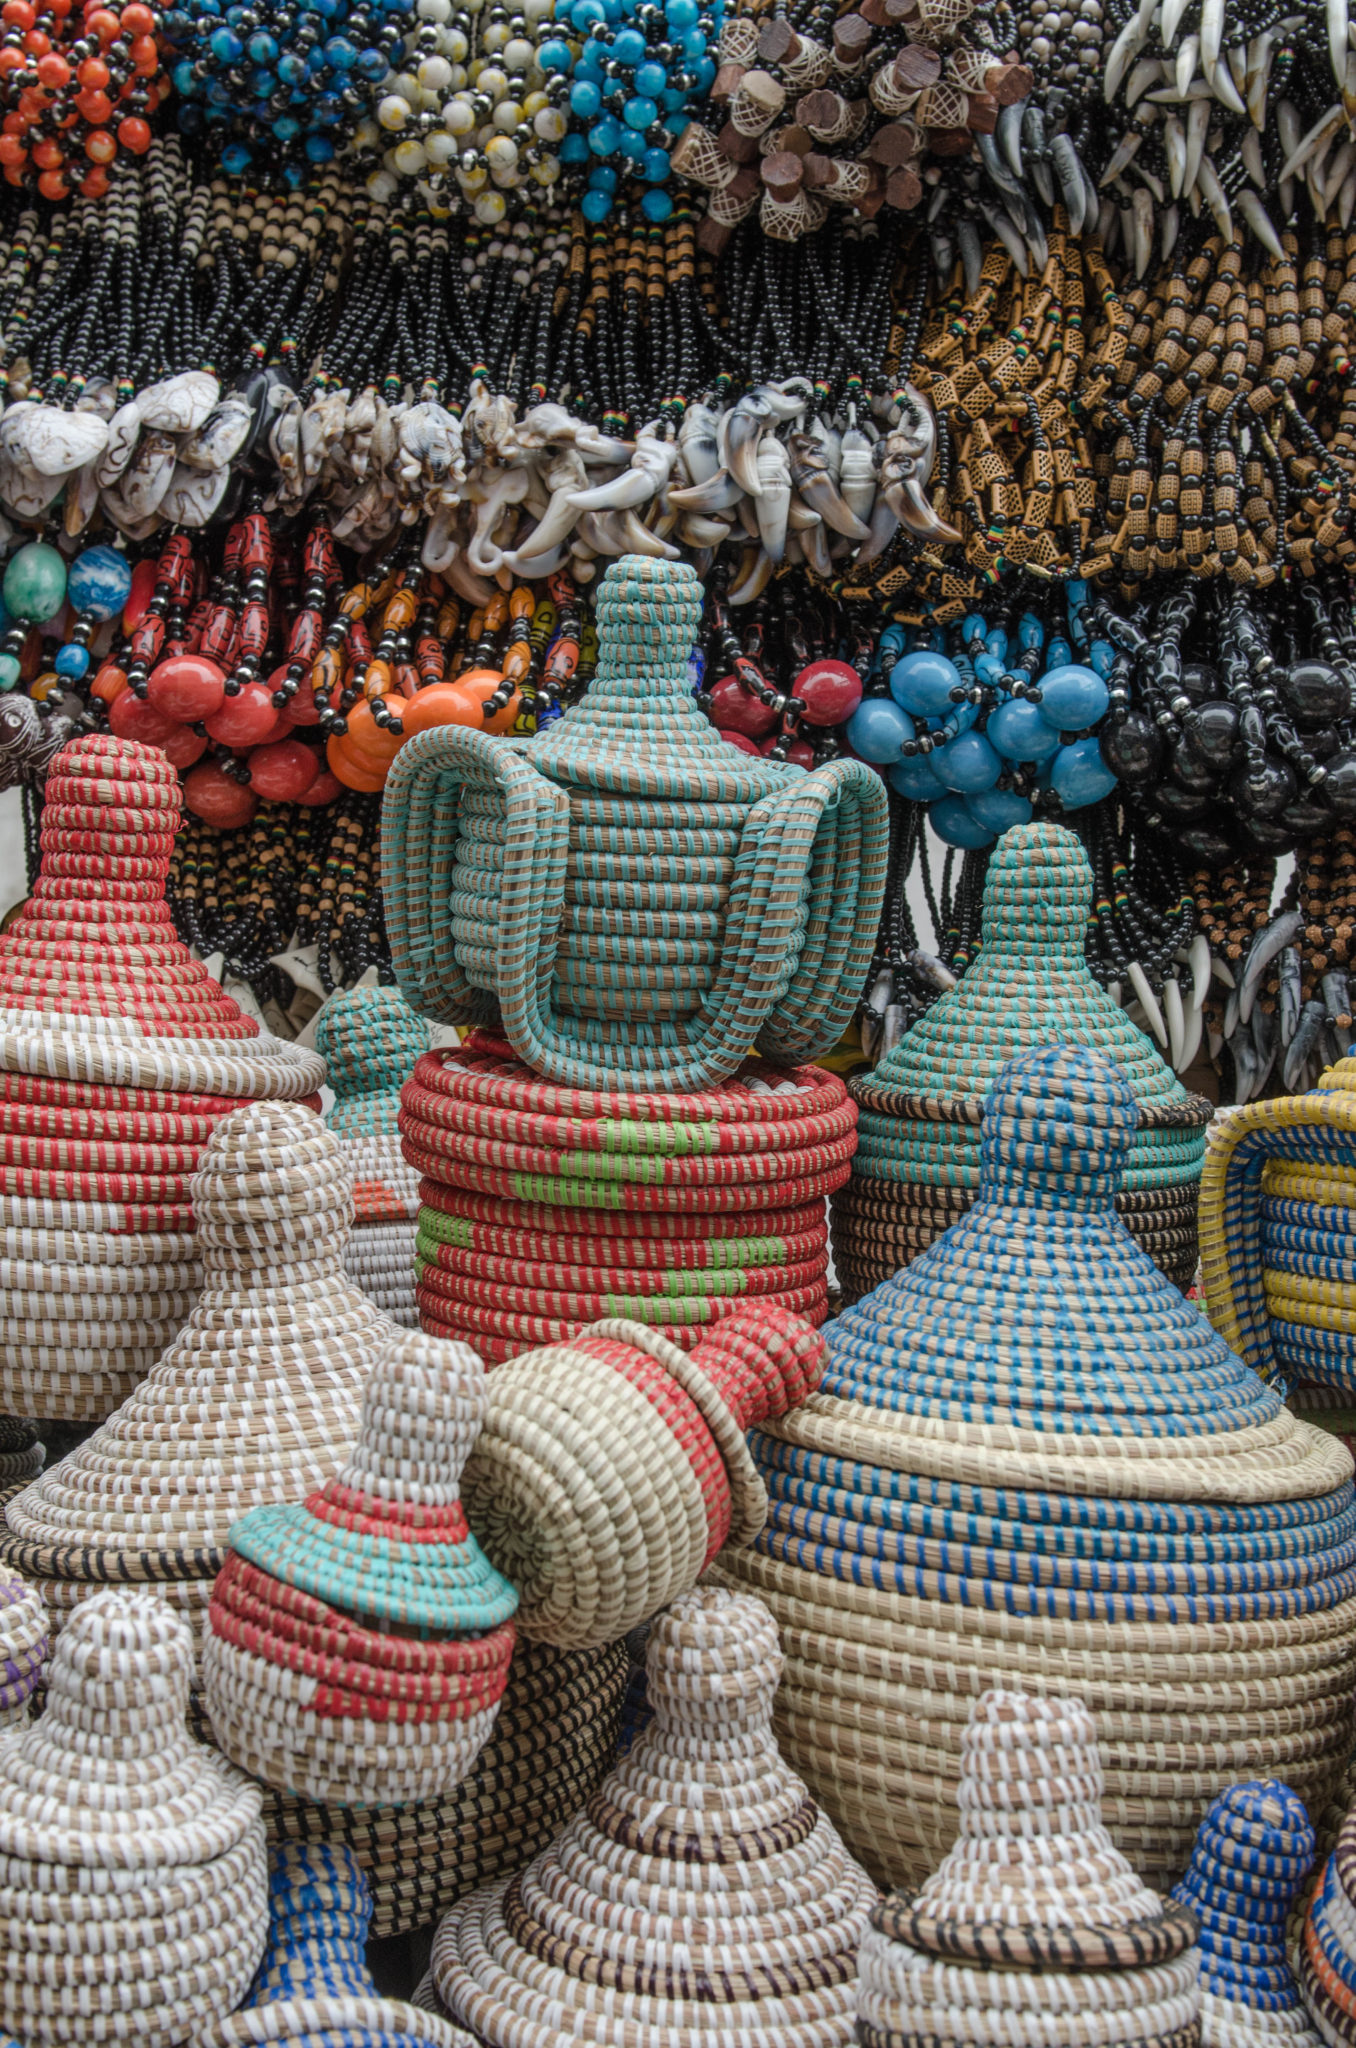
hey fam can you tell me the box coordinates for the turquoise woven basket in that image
[382,555,889,1091]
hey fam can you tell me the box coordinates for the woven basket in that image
[196,1843,470,2046]
[858,1690,1202,2048]
[1299,1795,1356,2041]
[463,1300,827,1647]
[259,1631,628,1941]
[0,734,323,1422]
[0,1588,268,2047]
[1201,1061,1356,1399]
[317,985,431,1329]
[0,1417,41,1485]
[402,1033,852,1361]
[204,1326,519,1809]
[832,822,1210,1300]
[714,1043,1356,1892]
[383,554,889,1091]
[1174,1779,1321,2047]
[430,1585,876,2047]
[0,1556,44,1727]
[0,1100,385,1644]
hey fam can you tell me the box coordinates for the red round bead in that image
[706,672,778,738]
[793,658,862,728]
[145,653,226,723]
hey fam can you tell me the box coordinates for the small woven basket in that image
[317,985,431,1328]
[857,1690,1202,2048]
[430,1585,877,2047]
[1174,1779,1322,2046]
[204,1326,519,1809]
[0,1588,268,2048]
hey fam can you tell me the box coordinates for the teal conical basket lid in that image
[316,986,432,1142]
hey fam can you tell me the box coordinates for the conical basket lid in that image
[0,735,254,1039]
[865,822,1191,1109]
[857,1691,1199,2046]
[430,1585,876,2047]
[528,557,792,801]
[800,1044,1347,1503]
[0,1102,384,1578]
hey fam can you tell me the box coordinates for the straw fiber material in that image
[832,822,1209,1300]
[383,554,888,1091]
[0,1588,268,2046]
[403,1034,851,1361]
[1201,1062,1356,1395]
[431,1586,876,2048]
[318,986,430,1329]
[715,1044,1356,1892]
[260,1631,628,1941]
[1174,1779,1321,2046]
[0,735,323,1423]
[204,1327,519,1809]
[462,1300,826,1647]
[0,1100,384,1640]
[195,1842,471,2046]
[0,1558,44,1727]
[857,1690,1201,2047]
[0,1418,40,1486]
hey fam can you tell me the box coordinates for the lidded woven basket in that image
[197,1842,470,2046]
[1201,1059,1356,1411]
[858,1690,1201,2048]
[833,820,1210,1298]
[402,1033,852,1361]
[1300,1788,1356,2042]
[429,1585,876,2047]
[462,1301,827,1647]
[316,984,431,1328]
[716,1043,1356,1891]
[204,1326,519,1808]
[383,554,889,1091]
[0,1099,386,1659]
[0,734,323,1421]
[0,1588,268,2046]
[1174,1779,1321,2046]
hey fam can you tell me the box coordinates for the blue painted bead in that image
[588,114,621,152]
[305,131,335,156]
[612,24,645,61]
[581,186,613,219]
[173,57,197,91]
[1089,639,1115,677]
[987,696,1061,762]
[324,33,356,63]
[536,34,573,68]
[935,730,1001,793]
[983,625,1008,659]
[209,24,244,58]
[247,27,277,57]
[276,49,307,80]
[1044,636,1072,670]
[929,794,996,848]
[961,613,988,643]
[570,77,602,114]
[974,652,1005,685]
[617,124,646,157]
[0,655,19,692]
[221,140,253,170]
[634,58,666,92]
[848,697,914,763]
[1051,736,1117,808]
[55,643,90,679]
[889,649,961,718]
[571,0,605,22]
[587,161,617,189]
[640,185,672,218]
[623,93,657,126]
[1037,662,1109,731]
[641,144,669,178]
[272,112,301,137]
[666,0,698,24]
[1018,612,1044,652]
[661,80,687,104]
[690,55,714,86]
[560,131,590,161]
[967,786,1033,832]
[355,44,387,75]
[67,545,132,621]
[680,25,705,55]
[888,755,947,801]
[662,108,688,132]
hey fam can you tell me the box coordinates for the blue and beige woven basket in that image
[382,555,889,1091]
[716,1042,1356,1892]
[317,985,431,1328]
[832,822,1211,1297]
